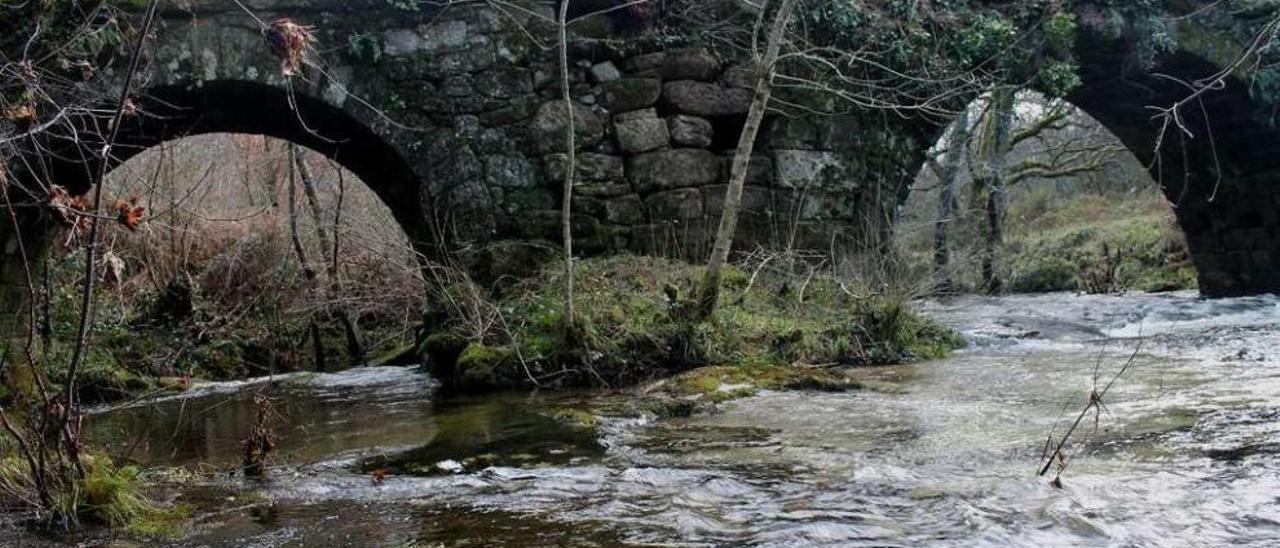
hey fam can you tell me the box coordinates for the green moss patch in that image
[425,255,963,392]
[1004,193,1197,293]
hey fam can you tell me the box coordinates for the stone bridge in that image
[4,0,1280,335]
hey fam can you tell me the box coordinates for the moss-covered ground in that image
[424,255,963,393]
[1002,189,1197,293]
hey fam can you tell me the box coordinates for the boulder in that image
[615,117,670,154]
[662,48,721,81]
[591,61,622,83]
[605,194,647,224]
[602,78,662,112]
[532,100,605,153]
[545,153,625,183]
[668,115,714,148]
[645,188,704,220]
[663,81,753,117]
[627,149,721,193]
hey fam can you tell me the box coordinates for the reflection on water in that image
[59,292,1280,545]
[86,367,440,467]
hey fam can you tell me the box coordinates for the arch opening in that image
[41,79,432,252]
[894,90,1195,295]
[893,40,1280,298]
[32,131,427,396]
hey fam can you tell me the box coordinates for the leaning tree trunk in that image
[933,107,972,292]
[285,159,326,372]
[696,0,798,320]
[980,88,1016,294]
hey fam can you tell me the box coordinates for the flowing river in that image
[12,291,1280,546]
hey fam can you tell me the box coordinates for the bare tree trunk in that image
[285,160,325,371]
[60,0,162,479]
[933,107,972,292]
[293,148,332,256]
[329,165,366,362]
[696,0,798,320]
[980,88,1016,294]
[291,146,366,363]
[558,0,578,332]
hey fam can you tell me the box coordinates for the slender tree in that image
[970,88,1016,294]
[695,0,799,320]
[930,107,973,292]
[558,0,578,331]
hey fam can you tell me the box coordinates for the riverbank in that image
[7,289,1278,545]
[420,254,963,392]
[10,250,961,405]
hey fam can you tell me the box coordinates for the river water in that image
[21,291,1280,546]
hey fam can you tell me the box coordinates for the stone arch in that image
[903,34,1280,297]
[41,79,432,252]
[1065,42,1280,297]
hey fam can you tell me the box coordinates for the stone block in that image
[773,150,853,189]
[532,100,605,153]
[382,29,423,57]
[603,78,662,112]
[646,188,704,220]
[662,48,721,81]
[627,149,722,193]
[420,20,471,52]
[623,52,666,76]
[545,153,625,183]
[722,65,756,89]
[767,117,820,149]
[703,185,772,217]
[486,155,538,188]
[663,81,752,117]
[475,69,532,99]
[615,117,670,154]
[500,188,555,213]
[668,115,714,148]
[605,194,647,224]
[591,61,622,83]
[442,75,474,97]
[615,107,658,122]
[576,182,634,198]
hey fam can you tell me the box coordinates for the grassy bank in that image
[4,245,420,405]
[1002,189,1196,293]
[897,180,1196,295]
[423,255,963,392]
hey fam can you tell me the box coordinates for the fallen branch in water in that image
[1037,336,1143,484]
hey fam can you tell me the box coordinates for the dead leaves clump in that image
[264,18,312,76]
[112,194,146,231]
[48,186,148,239]
[4,103,36,129]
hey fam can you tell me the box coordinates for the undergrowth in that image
[1003,192,1196,293]
[0,453,190,537]
[423,255,963,391]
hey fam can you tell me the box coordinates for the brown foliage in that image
[264,18,312,76]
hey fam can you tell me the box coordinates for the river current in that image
[16,291,1280,546]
